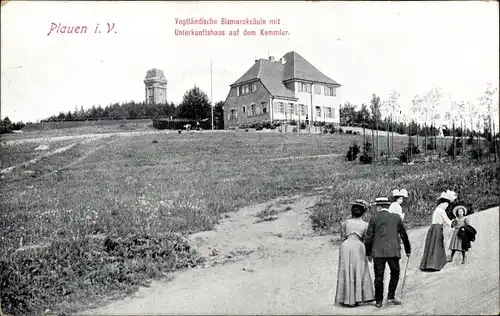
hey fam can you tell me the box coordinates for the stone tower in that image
[144,68,167,104]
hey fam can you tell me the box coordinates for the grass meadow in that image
[0,127,498,315]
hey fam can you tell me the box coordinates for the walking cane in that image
[400,254,410,304]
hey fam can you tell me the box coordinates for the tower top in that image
[144,68,167,84]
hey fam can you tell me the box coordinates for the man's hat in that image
[392,189,409,198]
[374,197,391,206]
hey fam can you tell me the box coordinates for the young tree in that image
[340,102,357,126]
[410,95,423,154]
[370,94,382,157]
[213,101,225,129]
[383,91,400,157]
[178,85,211,120]
[425,87,443,156]
[478,81,498,161]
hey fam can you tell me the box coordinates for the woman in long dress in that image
[419,190,457,272]
[335,199,375,307]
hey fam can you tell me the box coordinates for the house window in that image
[299,104,306,116]
[277,102,284,113]
[251,104,256,116]
[332,87,337,96]
[325,86,334,96]
[237,87,241,96]
[299,82,311,93]
[314,85,322,95]
[288,103,294,115]
[316,106,321,117]
[326,107,332,118]
[331,107,336,118]
[261,102,268,114]
[229,109,237,120]
[242,106,246,113]
[252,83,257,93]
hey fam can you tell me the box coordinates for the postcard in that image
[1,1,499,316]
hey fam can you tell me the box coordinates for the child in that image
[448,206,469,264]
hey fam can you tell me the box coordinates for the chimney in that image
[269,56,275,62]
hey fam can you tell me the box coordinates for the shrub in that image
[426,137,438,150]
[346,142,360,161]
[466,134,474,145]
[289,120,297,126]
[469,146,484,161]
[359,141,374,164]
[300,122,307,130]
[1,233,202,316]
[261,121,272,129]
[399,139,421,163]
[338,128,344,134]
[447,139,463,157]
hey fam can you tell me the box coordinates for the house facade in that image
[223,51,341,128]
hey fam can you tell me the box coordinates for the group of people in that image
[334,189,476,309]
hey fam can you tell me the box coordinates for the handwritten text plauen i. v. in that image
[47,23,117,36]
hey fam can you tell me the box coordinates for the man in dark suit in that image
[364,196,411,308]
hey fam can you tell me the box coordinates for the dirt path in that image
[80,197,498,315]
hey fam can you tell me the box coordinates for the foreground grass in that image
[0,130,498,315]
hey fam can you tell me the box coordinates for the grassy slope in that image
[0,129,498,315]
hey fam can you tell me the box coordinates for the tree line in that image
[40,86,224,125]
[340,82,499,163]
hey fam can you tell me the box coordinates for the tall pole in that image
[211,58,214,130]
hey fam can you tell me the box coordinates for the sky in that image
[1,1,499,127]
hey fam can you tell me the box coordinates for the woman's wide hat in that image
[438,190,458,203]
[350,199,371,209]
[452,205,468,217]
[392,189,409,198]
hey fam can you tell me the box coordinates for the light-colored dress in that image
[388,202,405,220]
[449,217,469,251]
[335,218,375,306]
[419,205,453,271]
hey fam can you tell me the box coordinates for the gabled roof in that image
[231,58,296,99]
[282,51,340,86]
[229,51,340,99]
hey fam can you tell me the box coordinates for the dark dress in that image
[335,218,375,306]
[419,206,453,271]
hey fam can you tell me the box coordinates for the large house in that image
[223,51,341,128]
